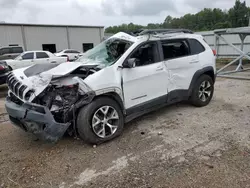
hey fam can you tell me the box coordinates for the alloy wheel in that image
[199,80,212,102]
[92,106,119,138]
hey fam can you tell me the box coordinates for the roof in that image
[23,50,52,53]
[0,22,104,29]
[110,32,202,44]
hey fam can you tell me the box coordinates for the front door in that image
[11,52,34,69]
[122,42,169,110]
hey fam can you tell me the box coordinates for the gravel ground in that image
[0,77,250,188]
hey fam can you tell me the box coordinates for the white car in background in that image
[1,51,67,70]
[55,49,81,61]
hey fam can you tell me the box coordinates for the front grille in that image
[6,73,28,99]
[18,85,27,98]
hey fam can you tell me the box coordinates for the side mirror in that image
[123,58,137,68]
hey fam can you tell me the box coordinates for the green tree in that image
[229,0,249,27]
[104,0,250,34]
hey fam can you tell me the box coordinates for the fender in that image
[95,87,126,114]
[188,66,215,96]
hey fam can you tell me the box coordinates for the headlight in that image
[25,89,35,101]
[73,77,92,93]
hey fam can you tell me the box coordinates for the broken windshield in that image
[77,38,133,65]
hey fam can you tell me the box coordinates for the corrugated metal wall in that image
[68,27,103,51]
[24,26,68,51]
[196,31,250,58]
[0,25,24,47]
[0,24,104,52]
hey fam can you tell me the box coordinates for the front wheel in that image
[190,74,214,107]
[77,97,124,144]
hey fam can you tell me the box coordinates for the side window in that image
[0,48,11,55]
[12,47,23,53]
[71,50,80,53]
[22,52,34,60]
[130,42,159,66]
[36,52,49,59]
[161,39,190,60]
[64,50,70,53]
[188,39,205,55]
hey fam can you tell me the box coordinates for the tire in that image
[190,74,214,107]
[76,97,124,144]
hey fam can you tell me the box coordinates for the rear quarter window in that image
[188,39,205,55]
[12,47,23,53]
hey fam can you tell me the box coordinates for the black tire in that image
[190,74,214,107]
[76,97,124,144]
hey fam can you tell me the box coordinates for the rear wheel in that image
[77,97,124,144]
[190,74,214,107]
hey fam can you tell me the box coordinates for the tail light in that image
[212,49,216,56]
[0,65,5,70]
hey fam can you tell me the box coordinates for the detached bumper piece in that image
[5,97,70,142]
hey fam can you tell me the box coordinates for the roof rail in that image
[138,29,193,35]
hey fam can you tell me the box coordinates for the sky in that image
[0,0,248,27]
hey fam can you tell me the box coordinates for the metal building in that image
[196,29,250,58]
[0,23,104,53]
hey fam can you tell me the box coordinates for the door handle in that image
[156,67,164,71]
[190,60,199,64]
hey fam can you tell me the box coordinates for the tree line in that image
[105,0,250,33]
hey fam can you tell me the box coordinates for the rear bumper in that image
[5,97,70,142]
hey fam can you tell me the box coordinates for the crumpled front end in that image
[5,64,97,142]
[5,96,71,142]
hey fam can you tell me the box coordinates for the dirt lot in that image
[0,77,250,188]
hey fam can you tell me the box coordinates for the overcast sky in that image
[0,0,248,27]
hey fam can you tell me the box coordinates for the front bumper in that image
[5,97,70,142]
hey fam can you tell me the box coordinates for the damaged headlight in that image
[25,89,35,101]
[73,77,92,94]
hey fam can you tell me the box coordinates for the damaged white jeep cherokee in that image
[5,29,216,144]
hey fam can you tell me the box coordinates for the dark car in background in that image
[0,46,24,60]
[0,61,11,85]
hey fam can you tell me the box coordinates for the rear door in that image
[161,38,202,93]
[34,52,50,64]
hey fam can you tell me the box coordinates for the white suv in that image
[5,29,216,144]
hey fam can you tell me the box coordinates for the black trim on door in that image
[124,66,215,123]
[125,89,190,123]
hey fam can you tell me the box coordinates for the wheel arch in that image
[188,66,215,96]
[94,91,125,114]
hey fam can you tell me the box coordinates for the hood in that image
[11,59,101,101]
[23,59,100,78]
